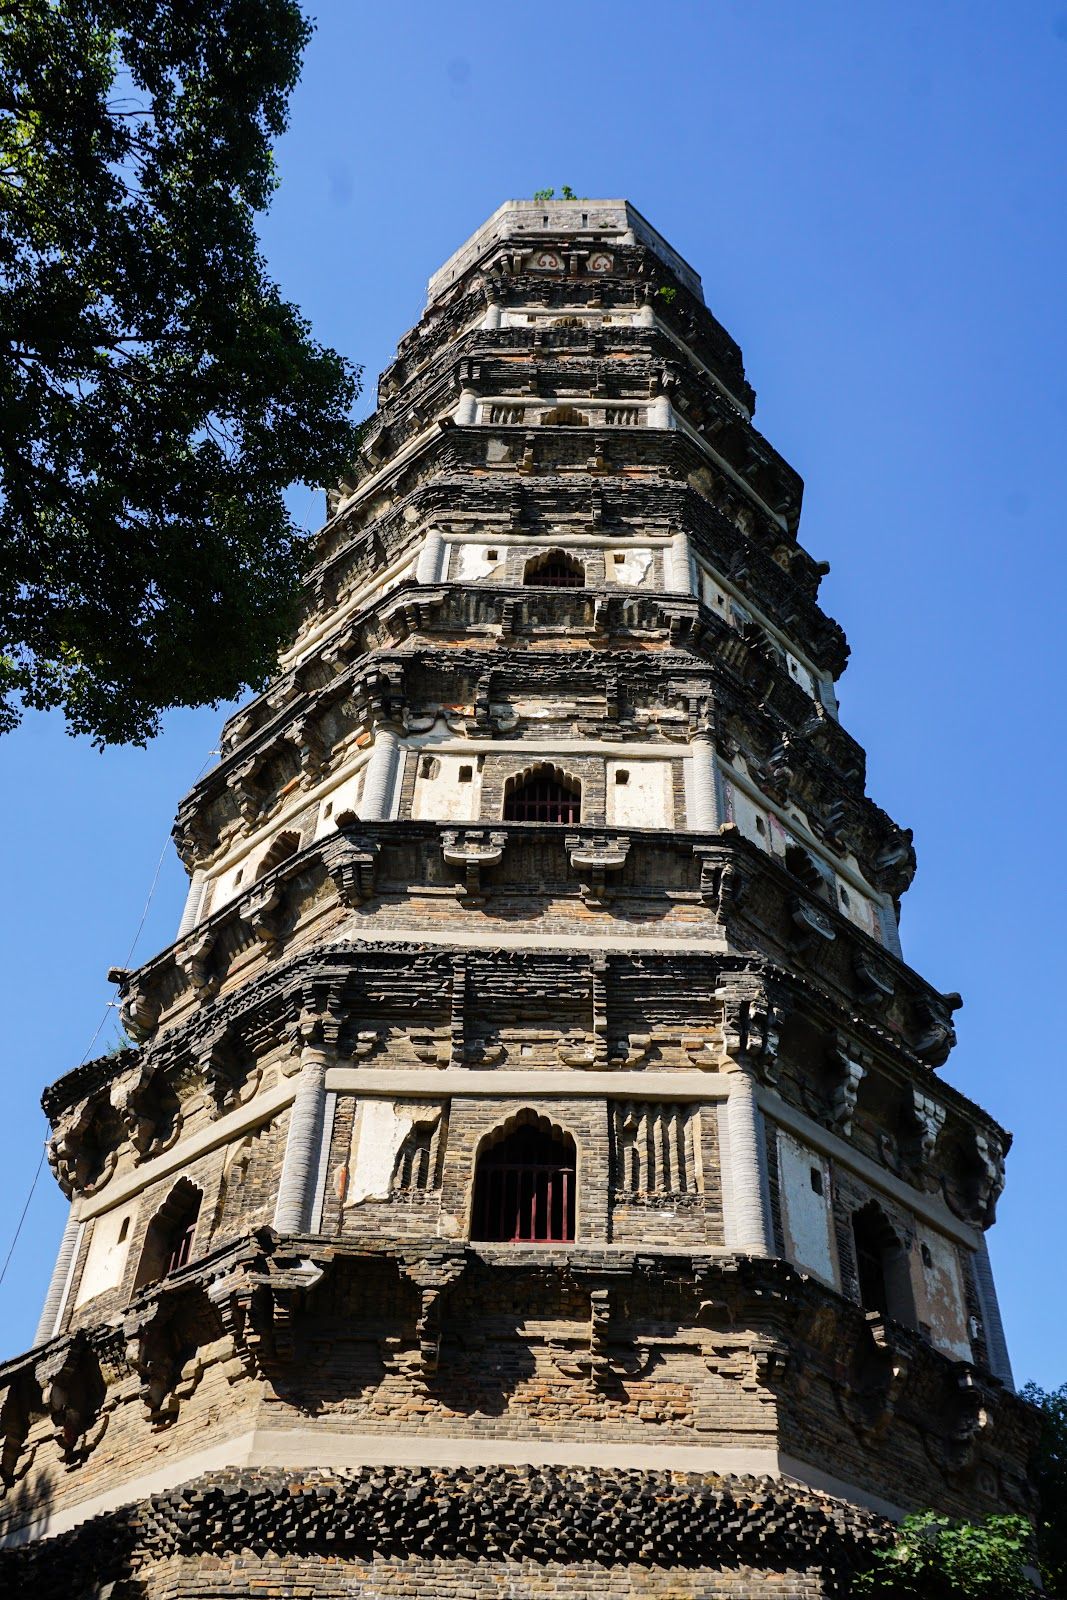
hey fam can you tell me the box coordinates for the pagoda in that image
[0,200,1036,1598]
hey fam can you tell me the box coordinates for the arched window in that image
[257,830,300,879]
[851,1202,915,1326]
[503,765,581,824]
[134,1180,202,1290]
[472,1117,576,1242]
[523,549,585,588]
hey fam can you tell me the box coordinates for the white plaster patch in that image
[411,753,479,822]
[450,543,506,582]
[607,760,673,828]
[777,1130,836,1287]
[314,769,366,839]
[836,880,879,939]
[73,1206,135,1308]
[724,782,770,850]
[786,652,816,698]
[699,569,731,616]
[916,1229,972,1361]
[604,548,653,587]
[347,1100,418,1204]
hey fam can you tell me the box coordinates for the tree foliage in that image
[855,1512,1034,1598]
[0,0,361,744]
[1021,1380,1067,1595]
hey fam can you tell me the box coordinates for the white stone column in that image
[688,736,720,832]
[455,389,478,425]
[481,302,502,330]
[722,1070,773,1255]
[360,727,401,821]
[667,530,693,594]
[33,1208,83,1346]
[650,393,674,429]
[176,868,206,939]
[636,302,655,328]
[415,528,444,584]
[273,1050,330,1234]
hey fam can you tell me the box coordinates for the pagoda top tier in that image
[426,198,705,307]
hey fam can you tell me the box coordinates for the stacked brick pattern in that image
[0,200,1036,1596]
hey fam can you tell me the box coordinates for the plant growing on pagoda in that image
[854,1511,1035,1597]
[1020,1380,1067,1596]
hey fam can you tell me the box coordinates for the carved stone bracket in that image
[826,1034,870,1138]
[853,948,895,1008]
[789,894,836,955]
[910,1090,947,1166]
[194,1028,242,1119]
[322,832,380,907]
[694,842,748,920]
[34,1334,110,1466]
[440,829,507,905]
[242,880,284,955]
[716,976,788,1084]
[565,833,630,907]
[397,1250,468,1380]
[911,991,962,1068]
[173,928,219,1002]
[109,967,162,1044]
[972,1131,1006,1227]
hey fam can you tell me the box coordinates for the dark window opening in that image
[134,1181,202,1290]
[523,550,585,588]
[810,1166,824,1196]
[504,767,581,824]
[851,1202,915,1326]
[615,768,630,785]
[458,765,473,783]
[540,405,589,427]
[257,830,300,879]
[117,1216,130,1243]
[472,1121,576,1243]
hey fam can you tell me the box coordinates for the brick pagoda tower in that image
[0,200,1037,1597]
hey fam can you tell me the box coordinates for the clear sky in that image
[1,1,1064,1390]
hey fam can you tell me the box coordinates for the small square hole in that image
[117,1217,130,1242]
[810,1167,823,1196]
[324,801,333,817]
[487,549,498,561]
[234,869,243,886]
[839,886,850,906]
[458,765,473,783]
[921,1243,933,1269]
[615,769,630,785]
[755,816,766,835]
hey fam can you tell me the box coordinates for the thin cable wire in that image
[0,747,219,1289]
[0,1142,47,1288]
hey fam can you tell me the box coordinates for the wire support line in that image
[0,746,218,1296]
[0,1140,47,1289]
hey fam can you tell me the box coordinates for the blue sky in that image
[1,1,1064,1389]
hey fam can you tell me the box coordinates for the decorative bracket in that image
[853,948,895,1008]
[322,831,380,907]
[565,833,630,907]
[694,842,748,919]
[441,829,507,905]
[789,894,836,955]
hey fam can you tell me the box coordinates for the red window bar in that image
[164,1216,197,1277]
[503,773,581,824]
[473,1161,575,1243]
[528,556,584,588]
